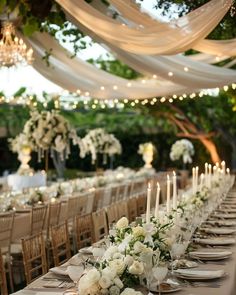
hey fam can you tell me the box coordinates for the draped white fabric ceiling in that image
[55,0,232,55]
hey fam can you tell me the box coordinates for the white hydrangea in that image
[170,139,194,164]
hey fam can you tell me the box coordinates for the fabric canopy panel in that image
[109,0,236,56]
[55,0,232,55]
[26,33,195,99]
[68,14,236,89]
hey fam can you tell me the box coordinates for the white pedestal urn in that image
[143,150,154,169]
[17,147,33,175]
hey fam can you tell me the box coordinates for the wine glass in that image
[170,242,186,273]
[152,264,168,295]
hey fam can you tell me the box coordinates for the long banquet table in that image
[11,181,236,295]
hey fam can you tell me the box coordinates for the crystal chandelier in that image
[0,21,33,68]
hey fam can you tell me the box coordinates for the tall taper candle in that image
[221,161,226,175]
[208,164,212,188]
[199,173,204,191]
[154,182,160,219]
[205,163,208,186]
[173,171,177,211]
[146,183,151,223]
[192,167,196,193]
[196,166,199,191]
[166,175,171,214]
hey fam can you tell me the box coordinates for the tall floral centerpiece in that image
[138,142,156,169]
[21,110,80,177]
[80,128,122,169]
[9,133,34,175]
[170,139,194,168]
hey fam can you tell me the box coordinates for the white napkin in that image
[66,265,84,282]
[49,266,68,276]
[174,269,224,278]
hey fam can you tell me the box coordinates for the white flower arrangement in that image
[170,139,194,164]
[9,132,33,153]
[78,216,173,295]
[80,128,122,164]
[22,110,80,160]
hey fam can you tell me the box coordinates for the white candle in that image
[166,174,171,214]
[226,168,230,175]
[154,182,160,219]
[205,163,208,186]
[173,171,177,211]
[195,166,199,191]
[192,167,196,193]
[199,173,204,191]
[213,166,217,176]
[146,183,152,223]
[208,164,212,188]
[221,161,226,175]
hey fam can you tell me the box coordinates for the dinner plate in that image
[195,237,235,245]
[174,269,225,280]
[201,227,236,235]
[149,283,182,293]
[189,250,232,261]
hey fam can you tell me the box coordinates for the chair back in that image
[21,233,47,285]
[92,209,108,242]
[116,200,129,220]
[116,184,128,201]
[93,188,104,211]
[50,222,71,266]
[106,204,118,228]
[0,212,14,251]
[30,205,47,235]
[48,202,61,228]
[58,201,68,224]
[76,214,93,250]
[0,249,8,295]
[127,197,138,222]
[67,197,80,220]
[136,192,147,216]
[76,192,95,215]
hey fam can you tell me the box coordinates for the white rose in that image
[133,241,145,254]
[120,288,142,295]
[128,261,144,275]
[132,226,145,238]
[102,267,117,281]
[113,252,124,260]
[116,217,129,229]
[99,276,112,289]
[124,255,134,267]
[109,285,120,295]
[104,246,119,260]
[109,259,125,275]
[113,277,124,289]
[101,289,109,295]
[78,268,100,293]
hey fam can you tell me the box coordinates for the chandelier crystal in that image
[0,22,33,68]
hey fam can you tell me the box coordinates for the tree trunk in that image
[199,138,221,164]
[51,150,66,179]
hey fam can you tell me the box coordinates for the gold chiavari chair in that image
[136,192,147,216]
[75,214,94,250]
[21,233,47,285]
[58,201,68,225]
[77,192,95,215]
[93,188,105,211]
[0,249,8,295]
[92,209,108,242]
[67,197,80,221]
[116,200,129,220]
[110,186,119,204]
[127,197,138,222]
[116,184,128,201]
[0,212,15,292]
[50,222,71,267]
[47,202,61,229]
[106,204,118,229]
[30,205,48,235]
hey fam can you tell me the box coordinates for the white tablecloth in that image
[7,173,46,191]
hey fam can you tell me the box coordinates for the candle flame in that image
[167,174,170,180]
[157,182,160,189]
[148,182,151,189]
[173,171,176,176]
[201,173,204,178]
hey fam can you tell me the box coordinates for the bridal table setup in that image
[10,161,236,295]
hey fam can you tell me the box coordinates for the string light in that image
[168,72,173,77]
[184,67,189,72]
[100,86,105,90]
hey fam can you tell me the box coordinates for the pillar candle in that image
[208,164,212,188]
[146,183,152,223]
[166,174,171,214]
[173,171,177,211]
[154,182,160,219]
[213,166,217,177]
